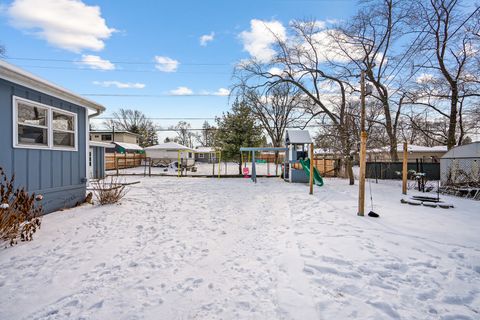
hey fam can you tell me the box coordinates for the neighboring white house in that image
[368,144,448,163]
[144,142,195,166]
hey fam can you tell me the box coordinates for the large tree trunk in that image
[447,86,458,149]
[339,128,355,185]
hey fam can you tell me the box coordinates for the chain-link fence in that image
[440,157,480,186]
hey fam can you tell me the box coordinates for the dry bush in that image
[91,176,128,205]
[0,167,42,246]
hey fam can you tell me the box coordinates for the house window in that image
[198,153,205,159]
[14,96,77,151]
[101,134,112,141]
[16,102,49,146]
[53,111,75,147]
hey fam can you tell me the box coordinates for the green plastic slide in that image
[299,158,324,187]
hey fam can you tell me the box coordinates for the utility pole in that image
[358,70,367,216]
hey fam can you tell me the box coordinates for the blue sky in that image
[0,0,357,136]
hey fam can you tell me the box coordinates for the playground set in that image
[240,130,324,188]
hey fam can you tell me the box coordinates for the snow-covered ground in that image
[1,177,479,319]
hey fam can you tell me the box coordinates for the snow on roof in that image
[144,142,195,151]
[89,141,114,148]
[286,130,312,144]
[195,147,216,153]
[368,144,448,153]
[314,148,339,155]
[442,141,480,158]
[0,60,105,113]
[113,142,143,151]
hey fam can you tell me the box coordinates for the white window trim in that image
[198,153,205,158]
[13,96,78,151]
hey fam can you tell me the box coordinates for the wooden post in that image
[358,132,367,216]
[402,142,408,195]
[358,70,367,216]
[309,143,314,195]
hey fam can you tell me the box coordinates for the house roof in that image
[113,142,143,151]
[368,144,448,154]
[145,142,195,152]
[89,141,114,148]
[314,148,338,155]
[195,147,216,153]
[0,60,105,113]
[441,142,480,158]
[286,130,312,144]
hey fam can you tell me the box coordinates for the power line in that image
[388,6,480,97]
[3,64,231,74]
[2,57,233,66]
[82,93,230,97]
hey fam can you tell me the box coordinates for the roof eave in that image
[0,61,105,113]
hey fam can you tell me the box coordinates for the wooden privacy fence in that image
[106,153,145,171]
[292,157,339,177]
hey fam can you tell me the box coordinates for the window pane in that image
[53,112,74,131]
[53,131,75,147]
[18,124,48,145]
[18,103,47,126]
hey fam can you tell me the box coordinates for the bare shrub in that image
[91,176,128,205]
[0,167,42,246]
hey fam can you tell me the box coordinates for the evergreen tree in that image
[215,100,264,174]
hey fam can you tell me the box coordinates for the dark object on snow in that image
[368,211,379,218]
[439,203,454,209]
[423,202,438,208]
[412,196,441,203]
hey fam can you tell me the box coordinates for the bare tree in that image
[195,121,217,147]
[236,20,358,184]
[239,83,307,174]
[104,109,158,147]
[408,0,480,148]
[328,0,413,160]
[171,121,195,148]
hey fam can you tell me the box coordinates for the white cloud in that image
[199,88,230,96]
[213,88,230,96]
[268,67,284,76]
[170,86,193,95]
[416,73,435,84]
[7,0,115,52]
[154,56,179,72]
[200,32,215,46]
[78,55,115,70]
[93,81,145,89]
[239,19,286,63]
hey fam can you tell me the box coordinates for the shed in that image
[440,142,480,185]
[89,141,112,179]
[0,61,105,214]
[145,142,195,166]
[108,141,144,154]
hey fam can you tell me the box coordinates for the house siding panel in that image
[0,78,88,214]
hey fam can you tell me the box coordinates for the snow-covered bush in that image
[91,176,128,205]
[0,167,42,246]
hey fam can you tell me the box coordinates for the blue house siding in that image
[0,78,88,214]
